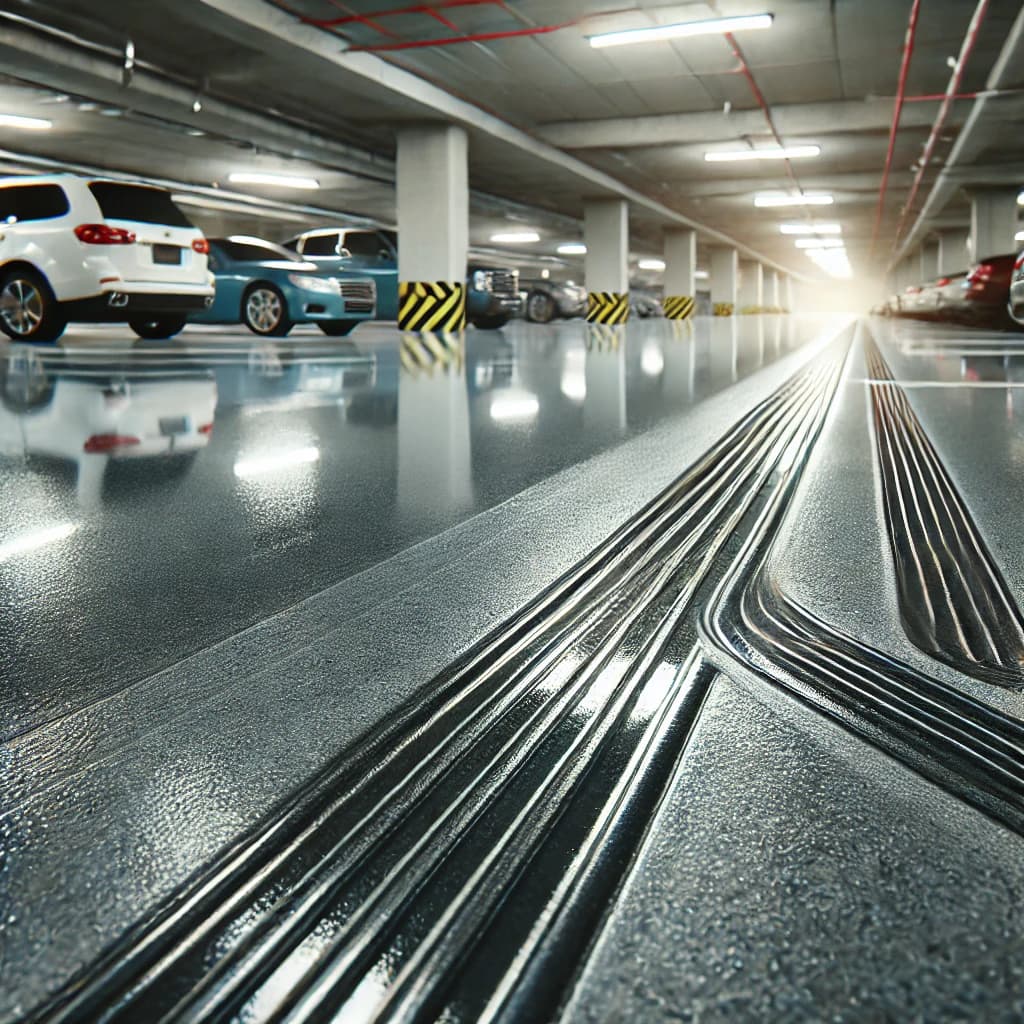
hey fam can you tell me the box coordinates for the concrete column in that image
[584,198,629,323]
[781,275,794,312]
[738,260,764,312]
[396,124,468,330]
[920,240,939,281]
[764,270,780,309]
[937,228,968,275]
[710,247,738,315]
[969,187,1019,263]
[663,229,696,319]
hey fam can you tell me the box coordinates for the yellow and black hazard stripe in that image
[586,291,629,325]
[713,302,735,317]
[398,281,466,332]
[663,295,695,320]
[400,330,463,376]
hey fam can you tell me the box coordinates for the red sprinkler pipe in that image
[871,0,920,255]
[304,0,501,28]
[348,20,577,51]
[893,0,990,248]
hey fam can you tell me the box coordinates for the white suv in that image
[0,174,214,343]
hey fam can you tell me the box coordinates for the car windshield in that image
[87,182,193,227]
[213,238,303,263]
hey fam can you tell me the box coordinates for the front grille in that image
[488,270,518,297]
[338,279,376,313]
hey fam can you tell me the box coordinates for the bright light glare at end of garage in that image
[638,258,665,271]
[795,237,843,249]
[0,522,78,562]
[491,231,540,243]
[779,222,841,234]
[755,194,834,208]
[491,391,540,422]
[705,146,819,162]
[228,172,320,190]
[589,13,772,48]
[557,243,587,255]
[234,446,320,478]
[804,247,852,279]
[0,113,52,131]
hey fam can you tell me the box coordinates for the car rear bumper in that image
[63,288,215,321]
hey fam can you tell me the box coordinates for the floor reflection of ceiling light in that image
[0,522,78,562]
[641,342,665,377]
[490,390,540,422]
[234,446,320,478]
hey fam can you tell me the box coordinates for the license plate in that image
[159,416,188,436]
[152,244,182,265]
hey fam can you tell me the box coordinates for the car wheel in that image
[0,268,66,343]
[243,284,292,337]
[129,316,187,340]
[472,314,510,330]
[317,320,359,337]
[526,291,556,324]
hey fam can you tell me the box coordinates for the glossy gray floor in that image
[9,314,1024,1022]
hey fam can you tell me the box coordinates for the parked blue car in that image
[191,236,376,337]
[281,228,521,329]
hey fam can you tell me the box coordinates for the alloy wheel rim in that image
[529,294,552,320]
[247,289,282,332]
[0,279,43,335]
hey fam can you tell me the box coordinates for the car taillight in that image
[937,277,951,287]
[968,262,994,283]
[198,422,214,435]
[1015,253,1024,270]
[83,434,141,453]
[75,223,136,245]
[192,238,210,254]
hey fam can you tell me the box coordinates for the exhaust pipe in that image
[108,292,129,308]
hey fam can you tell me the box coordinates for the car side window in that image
[341,231,390,260]
[301,233,339,256]
[0,184,70,224]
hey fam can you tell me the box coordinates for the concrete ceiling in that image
[0,0,1022,283]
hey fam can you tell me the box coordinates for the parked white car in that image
[0,174,214,343]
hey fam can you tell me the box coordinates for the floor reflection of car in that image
[0,349,216,502]
[190,237,376,337]
[522,279,587,323]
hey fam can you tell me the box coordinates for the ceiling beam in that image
[536,99,960,151]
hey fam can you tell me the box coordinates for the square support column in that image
[782,275,794,312]
[937,228,968,275]
[738,260,764,313]
[969,187,1019,263]
[764,270,780,310]
[710,247,738,316]
[662,229,697,320]
[396,124,468,331]
[920,240,939,281]
[584,198,629,324]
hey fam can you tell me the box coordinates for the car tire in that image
[526,291,556,324]
[242,283,292,337]
[472,314,510,330]
[0,268,66,343]
[130,316,187,340]
[317,320,359,337]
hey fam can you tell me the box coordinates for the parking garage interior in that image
[3,2,1024,1022]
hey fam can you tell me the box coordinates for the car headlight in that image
[288,273,336,294]
[472,270,490,292]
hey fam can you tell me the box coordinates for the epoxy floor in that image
[0,316,822,741]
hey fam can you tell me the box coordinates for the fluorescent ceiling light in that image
[234,446,320,478]
[795,237,844,249]
[1016,230,1024,242]
[705,145,820,163]
[589,13,773,49]
[557,243,587,255]
[779,222,841,235]
[228,172,320,190]
[491,231,540,243]
[755,193,834,208]
[0,522,77,562]
[1018,192,1023,205]
[0,113,52,131]
[638,258,666,271]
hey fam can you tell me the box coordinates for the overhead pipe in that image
[870,0,920,255]
[349,21,577,51]
[304,0,501,29]
[892,0,990,250]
